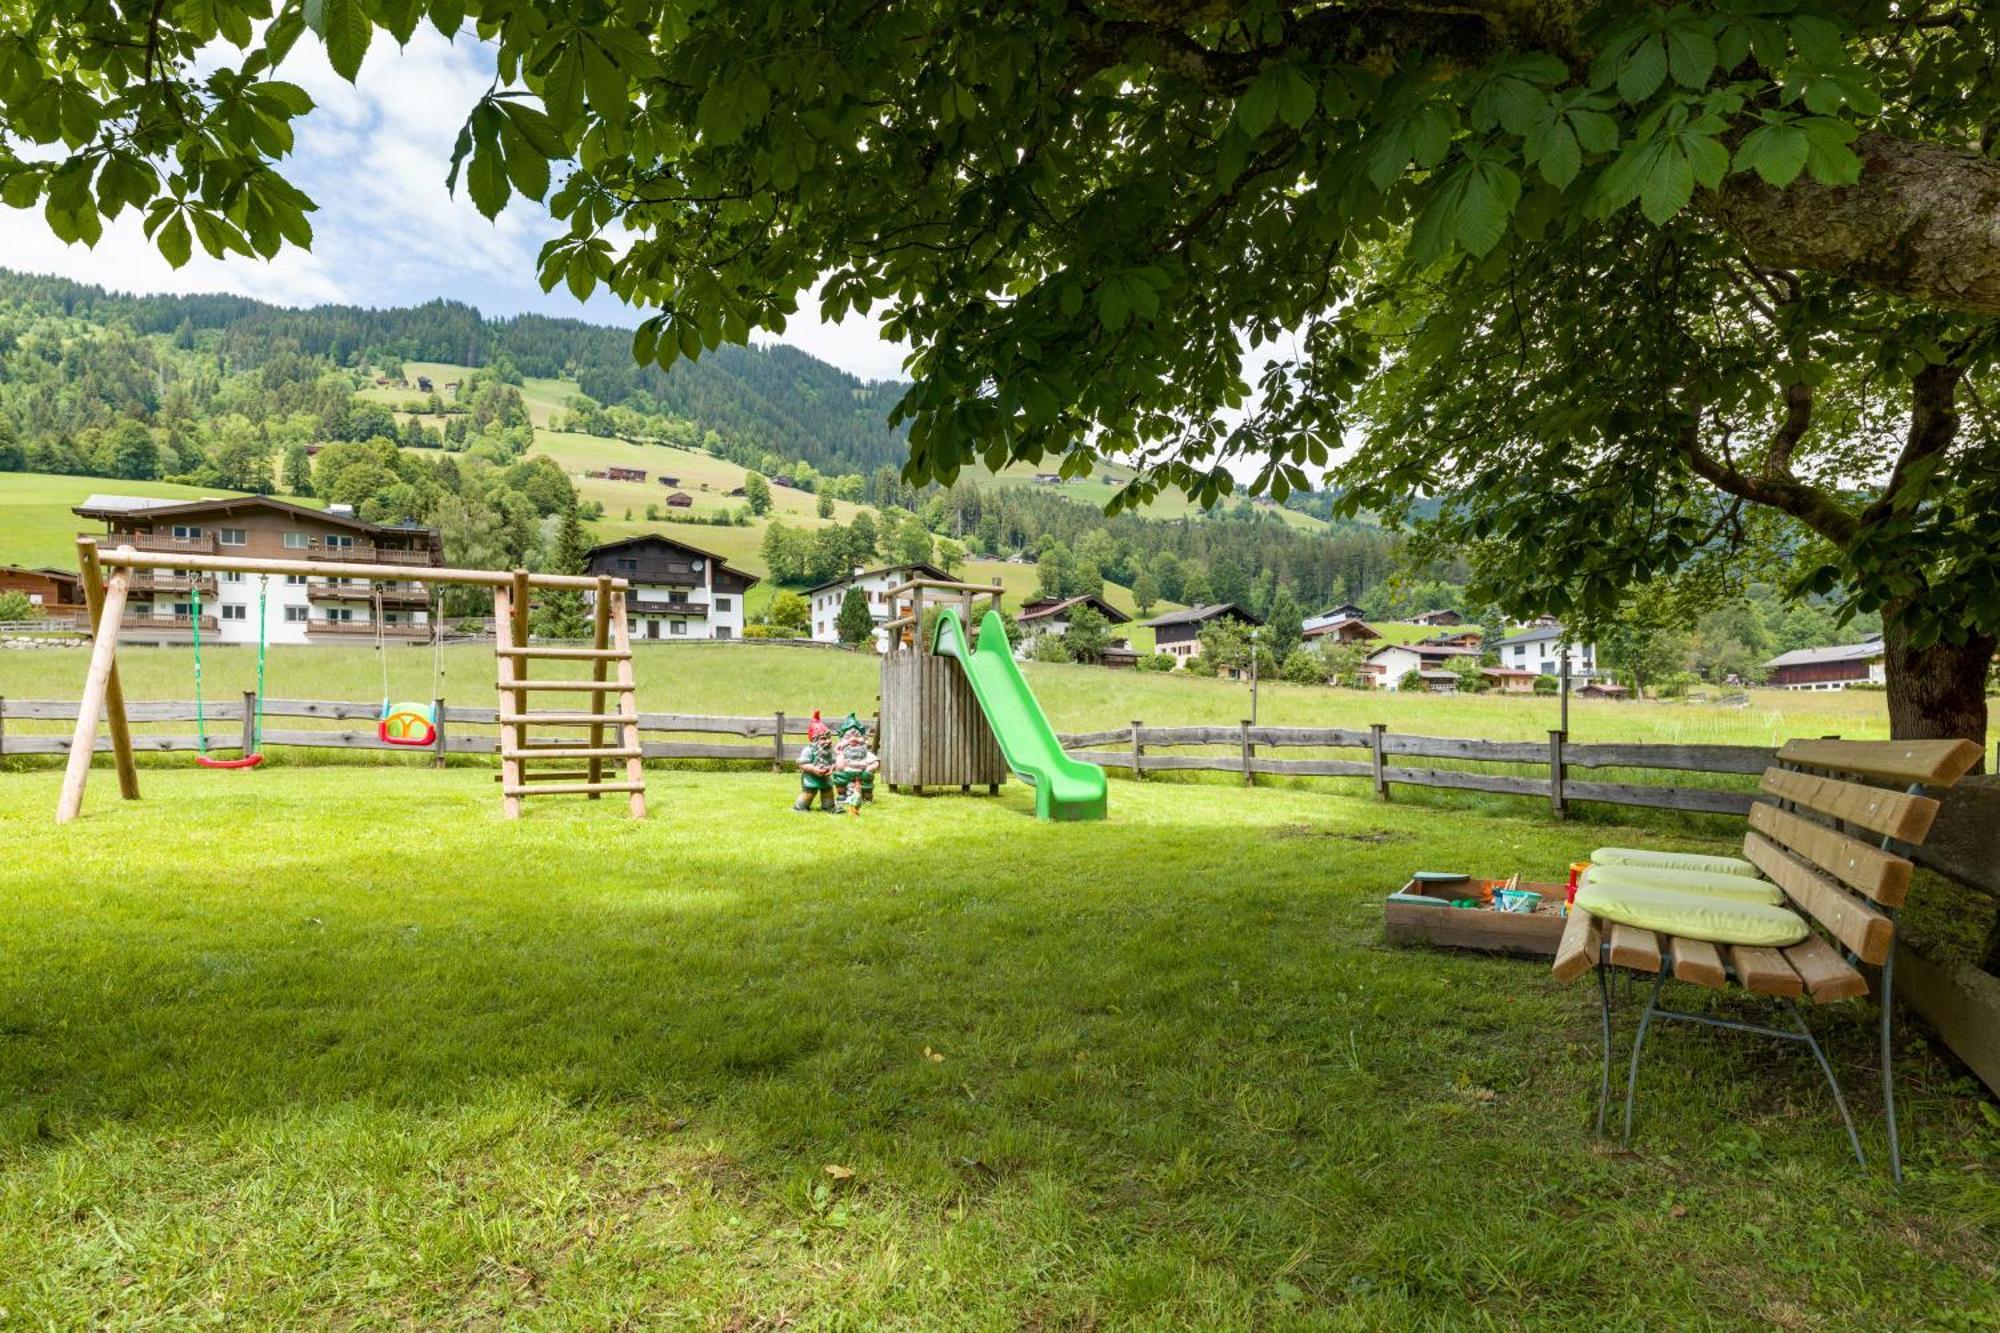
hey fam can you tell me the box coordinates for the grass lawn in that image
[1,768,1993,1326]
[0,473,319,571]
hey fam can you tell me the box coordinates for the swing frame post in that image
[59,541,137,823]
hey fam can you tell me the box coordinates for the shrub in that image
[0,590,36,621]
[1182,653,1219,677]
[1028,632,1074,663]
[1279,647,1327,685]
[1140,652,1178,672]
[1532,673,1559,695]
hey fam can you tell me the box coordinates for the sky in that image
[0,28,913,383]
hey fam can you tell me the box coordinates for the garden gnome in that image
[831,711,879,815]
[793,711,836,812]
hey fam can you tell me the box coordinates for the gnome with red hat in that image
[793,711,838,812]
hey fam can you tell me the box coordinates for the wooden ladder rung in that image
[494,769,593,782]
[502,746,641,761]
[498,678,641,692]
[494,646,631,660]
[498,711,637,725]
[503,780,647,797]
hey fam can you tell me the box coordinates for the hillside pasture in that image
[0,473,320,571]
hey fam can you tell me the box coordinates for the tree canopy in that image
[5,0,1996,737]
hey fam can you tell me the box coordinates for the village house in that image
[657,475,681,487]
[1141,603,1263,665]
[664,491,694,509]
[1014,593,1131,660]
[1301,602,1365,634]
[582,534,757,640]
[73,494,443,646]
[807,562,951,650]
[1363,641,1481,690]
[770,474,797,489]
[1578,681,1633,700]
[1422,628,1484,649]
[1409,608,1464,626]
[1301,615,1381,645]
[1033,472,1063,485]
[0,564,85,618]
[1492,622,1599,678]
[1763,637,1886,690]
[1480,666,1540,694]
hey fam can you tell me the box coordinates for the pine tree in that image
[835,586,875,647]
[282,442,313,495]
[530,504,594,639]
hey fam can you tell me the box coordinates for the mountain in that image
[0,269,911,478]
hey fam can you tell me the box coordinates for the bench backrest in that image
[1743,738,1983,965]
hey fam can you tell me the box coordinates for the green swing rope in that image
[190,577,269,755]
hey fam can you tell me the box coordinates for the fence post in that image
[432,696,447,767]
[773,710,786,773]
[1548,728,1566,818]
[1370,722,1389,800]
[0,695,6,756]
[1240,719,1254,787]
[1130,719,1144,780]
[240,690,256,756]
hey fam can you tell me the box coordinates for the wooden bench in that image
[1552,736,1983,1179]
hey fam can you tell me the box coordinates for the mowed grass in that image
[1,768,1994,1327]
[0,473,319,571]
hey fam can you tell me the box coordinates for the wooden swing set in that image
[57,536,649,824]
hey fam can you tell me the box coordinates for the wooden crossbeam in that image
[501,746,641,761]
[502,780,646,797]
[497,712,637,725]
[493,646,630,660]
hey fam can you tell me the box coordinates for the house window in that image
[324,607,355,623]
[671,620,687,635]
[714,596,731,612]
[325,535,354,550]
[222,571,243,583]
[221,604,247,621]
[283,532,308,549]
[172,524,203,541]
[617,558,638,572]
[284,606,308,623]
[220,528,247,546]
[172,602,194,618]
[286,574,308,586]
[716,626,732,640]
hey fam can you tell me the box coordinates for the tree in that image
[530,504,593,639]
[935,537,966,575]
[1265,587,1303,663]
[0,590,35,621]
[767,591,811,635]
[1595,586,1694,700]
[1061,605,1113,663]
[1316,639,1371,689]
[1131,571,1160,619]
[109,421,158,480]
[847,511,878,559]
[894,521,933,568]
[816,491,835,519]
[281,442,313,496]
[0,417,22,471]
[835,586,875,648]
[20,2,1998,743]
[743,472,772,516]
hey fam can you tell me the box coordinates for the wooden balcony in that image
[630,600,707,617]
[305,619,431,639]
[129,571,219,595]
[120,613,219,634]
[307,580,431,605]
[303,541,441,566]
[100,531,220,555]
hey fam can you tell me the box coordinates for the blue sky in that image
[0,29,910,382]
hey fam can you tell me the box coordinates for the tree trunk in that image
[1880,604,1992,767]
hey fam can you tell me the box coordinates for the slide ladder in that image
[930,607,1106,821]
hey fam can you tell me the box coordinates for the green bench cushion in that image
[1590,846,1760,878]
[1579,865,1783,905]
[1573,881,1810,948]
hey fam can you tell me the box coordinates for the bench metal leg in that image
[1595,963,1614,1135]
[1621,970,1668,1145]
[1880,943,1901,1184]
[1790,999,1867,1170]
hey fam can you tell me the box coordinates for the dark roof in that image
[583,532,759,586]
[1367,642,1481,662]
[1764,638,1884,669]
[1493,623,1568,648]
[73,493,429,540]
[1141,602,1264,629]
[1017,593,1131,625]
[805,562,951,596]
[1302,617,1380,639]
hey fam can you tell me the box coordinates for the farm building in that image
[1480,666,1540,694]
[583,534,757,641]
[658,475,681,487]
[1763,637,1886,690]
[1302,603,1365,633]
[1141,603,1263,665]
[1578,681,1632,700]
[1015,594,1132,659]
[1364,641,1480,690]
[1302,615,1380,645]
[605,466,648,483]
[664,492,694,508]
[1422,629,1484,649]
[770,474,797,488]
[1410,609,1464,626]
[807,562,952,650]
[0,564,85,617]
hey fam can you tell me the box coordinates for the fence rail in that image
[3,696,1991,896]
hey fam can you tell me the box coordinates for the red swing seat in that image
[195,752,265,770]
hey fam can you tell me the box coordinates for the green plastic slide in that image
[930,607,1107,821]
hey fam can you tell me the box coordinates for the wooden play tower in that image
[876,577,1008,795]
[56,538,646,823]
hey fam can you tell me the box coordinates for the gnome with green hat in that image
[830,711,879,814]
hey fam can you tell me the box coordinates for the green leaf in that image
[1235,67,1286,138]
[1617,37,1667,104]
[1733,122,1809,187]
[500,120,551,199]
[1638,142,1694,224]
[466,137,509,219]
[540,47,586,127]
[1801,118,1861,185]
[1663,22,1716,89]
[1682,133,1728,189]
[1536,122,1580,188]
[305,0,372,81]
[1568,108,1618,154]
[1275,66,1316,129]
[156,212,191,267]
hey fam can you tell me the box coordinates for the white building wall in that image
[1501,635,1597,677]
[1369,645,1423,690]
[811,568,922,649]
